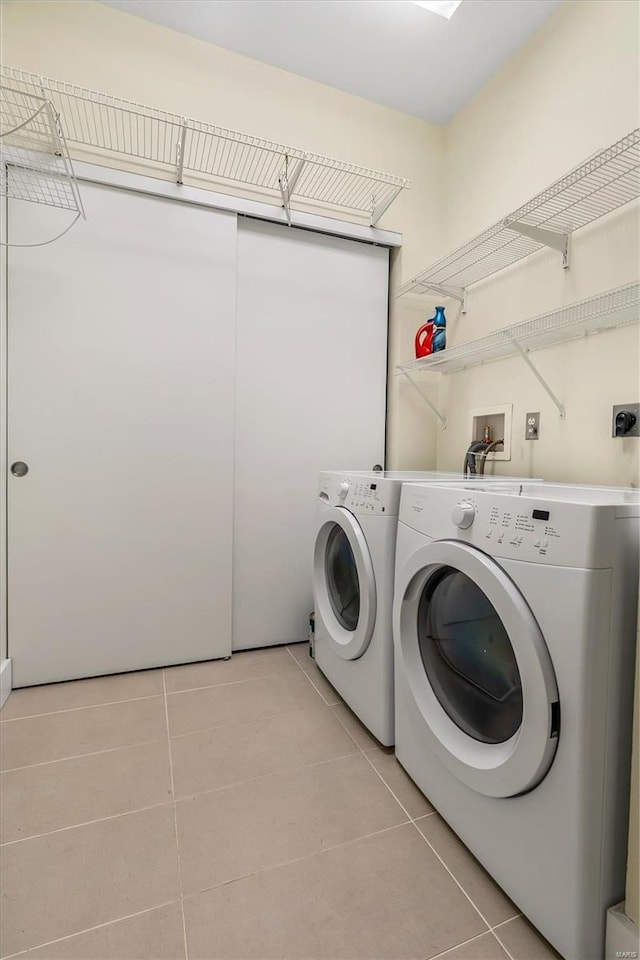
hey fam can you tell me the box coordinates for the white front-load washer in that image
[312,471,537,746]
[393,481,640,959]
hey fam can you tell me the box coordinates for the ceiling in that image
[100,0,561,124]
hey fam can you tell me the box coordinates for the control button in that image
[338,481,350,499]
[496,535,504,544]
[541,539,548,548]
[451,502,475,529]
[485,530,492,539]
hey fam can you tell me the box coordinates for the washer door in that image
[314,507,376,660]
[396,540,559,797]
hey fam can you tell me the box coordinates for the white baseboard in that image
[606,902,639,959]
[0,658,12,710]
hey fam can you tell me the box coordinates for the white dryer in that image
[393,481,640,958]
[312,471,535,746]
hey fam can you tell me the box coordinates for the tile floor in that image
[0,645,561,960]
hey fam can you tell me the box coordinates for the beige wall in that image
[435,0,640,486]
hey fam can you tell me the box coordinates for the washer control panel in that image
[318,473,402,516]
[340,479,390,515]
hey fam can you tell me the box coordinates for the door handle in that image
[10,461,29,478]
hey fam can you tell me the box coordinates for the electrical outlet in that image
[526,412,540,440]
[612,403,640,438]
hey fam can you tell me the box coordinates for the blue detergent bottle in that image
[432,306,446,352]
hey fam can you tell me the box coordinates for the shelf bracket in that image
[370,188,400,227]
[176,119,188,185]
[397,367,447,427]
[278,155,306,226]
[503,219,570,269]
[510,338,566,418]
[419,282,465,304]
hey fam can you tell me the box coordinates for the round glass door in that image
[325,525,360,631]
[417,567,522,745]
[395,540,559,797]
[313,506,376,661]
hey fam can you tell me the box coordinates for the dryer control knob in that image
[451,502,475,529]
[338,481,350,499]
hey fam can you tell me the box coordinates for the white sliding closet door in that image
[7,183,237,685]
[233,218,389,650]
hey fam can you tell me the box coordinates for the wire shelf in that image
[0,84,84,218]
[397,281,640,377]
[0,66,408,226]
[398,129,640,299]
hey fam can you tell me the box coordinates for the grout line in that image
[410,820,498,941]
[491,914,522,930]
[0,799,173,846]
[327,701,418,822]
[0,692,163,723]
[1,737,165,773]
[3,750,363,846]
[167,704,316,742]
[284,645,341,706]
[426,928,502,960]
[329,698,519,960]
[488,929,517,960]
[173,749,362,804]
[487,927,517,960]
[0,900,180,959]
[166,672,282,699]
[0,664,295,725]
[163,669,189,960]
[181,820,412,903]
[300,675,520,959]
[360,750,415,821]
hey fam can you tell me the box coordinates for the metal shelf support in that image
[398,128,639,304]
[397,367,447,427]
[423,282,465,304]
[504,219,570,269]
[278,155,306,225]
[510,338,566,418]
[394,282,639,422]
[370,189,399,227]
[176,119,187,185]
[2,66,409,227]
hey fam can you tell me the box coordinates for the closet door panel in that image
[233,218,388,650]
[7,184,237,684]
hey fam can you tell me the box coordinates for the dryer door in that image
[313,507,376,660]
[396,540,559,797]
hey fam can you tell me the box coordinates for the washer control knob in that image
[338,481,350,499]
[451,502,475,529]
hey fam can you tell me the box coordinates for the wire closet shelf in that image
[398,281,640,377]
[0,67,409,227]
[396,281,640,422]
[397,128,640,302]
[0,83,85,243]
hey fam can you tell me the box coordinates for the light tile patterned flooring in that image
[0,645,561,960]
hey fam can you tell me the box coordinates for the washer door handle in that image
[10,461,29,478]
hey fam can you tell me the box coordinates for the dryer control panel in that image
[399,483,628,569]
